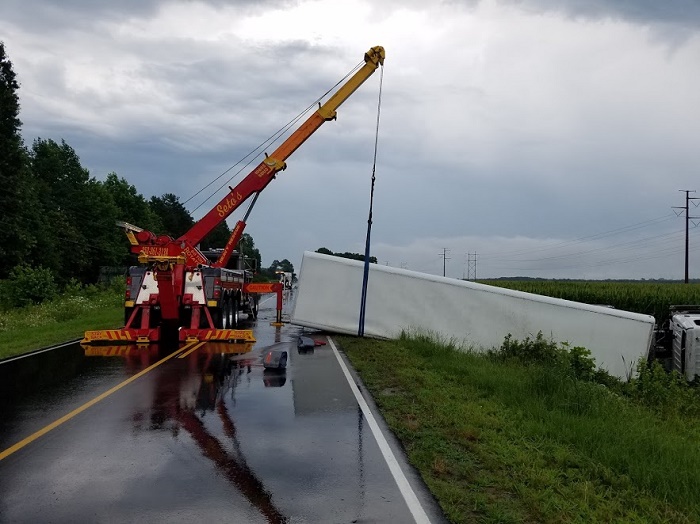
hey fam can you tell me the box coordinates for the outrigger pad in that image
[263,349,288,370]
[297,336,315,349]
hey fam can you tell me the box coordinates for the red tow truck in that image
[82,46,385,345]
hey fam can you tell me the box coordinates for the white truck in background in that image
[276,271,293,290]
[652,307,700,380]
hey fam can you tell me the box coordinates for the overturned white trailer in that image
[291,251,655,380]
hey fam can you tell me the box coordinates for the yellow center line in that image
[0,341,197,462]
[177,341,206,359]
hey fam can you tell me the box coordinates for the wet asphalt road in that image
[0,294,443,523]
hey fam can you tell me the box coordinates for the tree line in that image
[316,247,377,264]
[0,42,267,289]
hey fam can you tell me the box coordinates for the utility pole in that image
[467,252,478,281]
[673,190,700,283]
[438,248,451,277]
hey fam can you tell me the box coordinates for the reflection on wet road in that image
[0,295,424,523]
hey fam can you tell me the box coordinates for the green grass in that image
[0,291,123,359]
[340,333,700,523]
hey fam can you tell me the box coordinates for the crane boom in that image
[179,45,385,257]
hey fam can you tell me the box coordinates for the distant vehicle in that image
[651,306,700,380]
[276,271,293,290]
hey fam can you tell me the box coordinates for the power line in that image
[182,61,366,216]
[505,228,690,264]
[478,214,675,260]
[489,244,700,273]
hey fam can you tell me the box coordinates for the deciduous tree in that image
[238,233,261,271]
[0,42,35,277]
[149,193,194,238]
[102,173,162,232]
[199,222,232,251]
[315,247,376,264]
[29,138,121,282]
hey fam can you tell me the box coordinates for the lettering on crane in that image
[230,222,244,238]
[183,246,207,265]
[254,164,272,178]
[141,246,169,257]
[217,191,244,217]
[219,222,242,261]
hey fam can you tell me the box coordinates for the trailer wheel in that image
[232,297,240,329]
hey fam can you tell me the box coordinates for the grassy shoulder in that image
[0,289,123,359]
[339,333,700,523]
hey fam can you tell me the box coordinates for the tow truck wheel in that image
[222,297,232,329]
[232,298,240,329]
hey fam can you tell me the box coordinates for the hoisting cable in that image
[358,62,384,337]
[184,61,366,215]
[184,105,314,211]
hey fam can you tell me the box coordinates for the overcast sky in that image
[2,0,699,279]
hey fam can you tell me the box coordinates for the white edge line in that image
[259,295,276,306]
[0,338,82,364]
[328,336,432,524]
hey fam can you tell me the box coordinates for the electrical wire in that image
[486,234,700,271]
[489,244,700,273]
[406,216,697,276]
[505,227,692,263]
[359,62,384,336]
[478,214,676,260]
[183,60,366,216]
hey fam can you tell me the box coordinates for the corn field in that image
[479,280,700,324]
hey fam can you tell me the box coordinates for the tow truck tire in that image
[232,297,240,329]
[222,296,232,329]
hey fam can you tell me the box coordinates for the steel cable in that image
[184,60,366,216]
